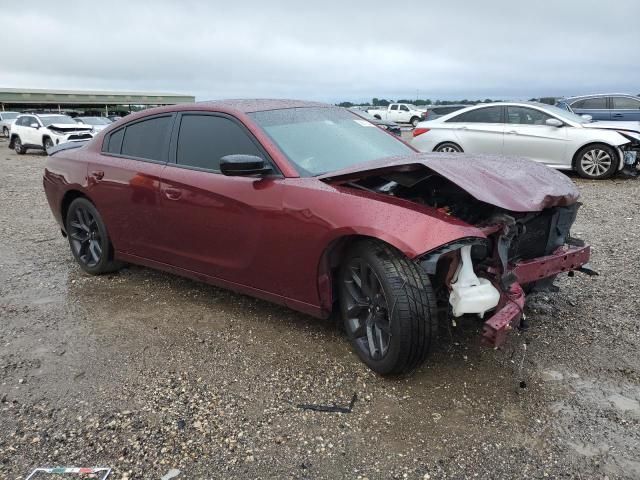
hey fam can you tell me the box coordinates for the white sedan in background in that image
[411,102,640,179]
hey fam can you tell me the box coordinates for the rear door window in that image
[446,106,503,123]
[175,114,264,172]
[120,116,172,161]
[612,96,640,109]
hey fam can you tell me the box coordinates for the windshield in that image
[79,117,111,125]
[39,115,79,126]
[543,104,592,124]
[250,107,413,176]
[2,112,18,120]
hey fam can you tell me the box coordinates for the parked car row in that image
[412,102,640,179]
[2,112,117,140]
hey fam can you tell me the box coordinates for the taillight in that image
[413,128,430,137]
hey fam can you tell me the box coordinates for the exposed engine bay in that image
[341,167,592,347]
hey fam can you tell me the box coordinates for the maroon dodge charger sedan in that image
[43,99,592,375]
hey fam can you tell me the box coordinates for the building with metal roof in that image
[0,88,195,115]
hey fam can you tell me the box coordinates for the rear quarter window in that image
[105,128,124,154]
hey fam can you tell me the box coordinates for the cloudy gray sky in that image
[1,0,638,102]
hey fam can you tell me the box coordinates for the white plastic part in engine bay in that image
[449,245,501,318]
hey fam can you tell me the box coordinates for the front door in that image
[157,112,285,293]
[572,97,610,120]
[503,106,568,166]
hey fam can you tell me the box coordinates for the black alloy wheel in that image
[65,198,123,274]
[339,240,438,375]
[342,257,392,361]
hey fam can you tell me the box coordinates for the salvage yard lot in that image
[1,137,639,479]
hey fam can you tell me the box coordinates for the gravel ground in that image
[1,136,639,479]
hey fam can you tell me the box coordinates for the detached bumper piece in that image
[481,244,591,348]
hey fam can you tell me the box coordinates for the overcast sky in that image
[1,0,638,102]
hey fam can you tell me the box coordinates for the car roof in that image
[429,104,469,108]
[563,93,637,101]
[18,113,67,117]
[197,99,331,113]
[451,101,554,109]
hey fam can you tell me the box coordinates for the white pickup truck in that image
[367,103,426,127]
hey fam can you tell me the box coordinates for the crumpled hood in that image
[319,152,580,212]
[582,120,640,134]
[48,123,93,133]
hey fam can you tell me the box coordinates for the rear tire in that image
[434,142,463,153]
[410,116,420,127]
[575,144,618,179]
[13,136,26,154]
[65,198,123,275]
[339,239,438,375]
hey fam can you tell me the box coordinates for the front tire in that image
[575,144,618,179]
[43,137,54,152]
[2,127,8,137]
[13,136,26,154]
[65,198,123,275]
[434,142,463,153]
[339,240,438,375]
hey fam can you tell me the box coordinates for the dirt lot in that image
[1,136,639,480]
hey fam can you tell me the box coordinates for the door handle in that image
[90,170,104,180]
[164,187,182,200]
[507,130,518,134]
[612,113,623,117]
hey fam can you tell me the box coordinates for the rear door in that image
[387,104,401,122]
[444,106,505,154]
[157,112,285,292]
[502,106,568,166]
[570,97,610,120]
[610,96,640,121]
[88,114,172,258]
[398,104,411,122]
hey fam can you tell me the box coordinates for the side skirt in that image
[115,251,328,319]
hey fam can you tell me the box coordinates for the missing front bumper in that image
[481,244,591,348]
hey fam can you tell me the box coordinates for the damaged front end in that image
[326,153,594,348]
[419,206,591,347]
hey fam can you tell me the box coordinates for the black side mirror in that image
[220,154,272,176]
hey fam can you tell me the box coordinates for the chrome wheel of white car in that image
[435,142,463,153]
[576,145,617,180]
